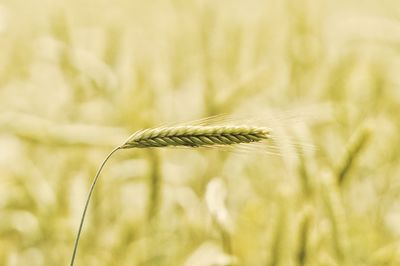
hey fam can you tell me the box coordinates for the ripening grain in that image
[121,125,271,148]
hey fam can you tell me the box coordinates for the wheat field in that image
[1,0,400,265]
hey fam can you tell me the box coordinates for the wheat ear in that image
[70,124,270,266]
[121,125,270,148]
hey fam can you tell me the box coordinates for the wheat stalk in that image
[70,123,271,266]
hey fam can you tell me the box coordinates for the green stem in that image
[70,146,121,266]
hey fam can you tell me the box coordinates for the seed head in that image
[121,125,270,149]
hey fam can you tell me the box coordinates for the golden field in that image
[1,0,400,265]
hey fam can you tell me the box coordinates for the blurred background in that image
[1,0,400,265]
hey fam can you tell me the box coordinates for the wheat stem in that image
[337,126,371,185]
[70,146,120,266]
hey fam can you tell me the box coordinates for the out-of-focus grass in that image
[1,0,400,265]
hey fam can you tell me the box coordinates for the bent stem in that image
[70,146,121,266]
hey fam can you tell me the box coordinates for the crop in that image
[122,125,270,148]
[70,123,271,265]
